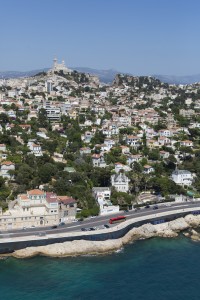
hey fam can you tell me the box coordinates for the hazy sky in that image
[1,0,200,75]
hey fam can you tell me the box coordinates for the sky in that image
[0,0,200,75]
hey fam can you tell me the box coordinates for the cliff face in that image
[12,214,200,258]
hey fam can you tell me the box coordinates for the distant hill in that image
[0,67,119,83]
[153,74,200,85]
[0,69,49,79]
[1,67,200,85]
[71,67,120,83]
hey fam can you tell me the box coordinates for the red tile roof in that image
[57,196,76,204]
[27,189,45,195]
[1,161,14,166]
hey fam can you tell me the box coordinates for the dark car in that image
[104,224,109,228]
[145,205,150,209]
[81,228,86,231]
[78,218,84,222]
[153,205,158,210]
[89,227,95,231]
[51,225,58,229]
[58,222,65,226]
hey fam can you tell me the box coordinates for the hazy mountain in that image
[71,67,120,83]
[153,74,200,85]
[0,69,49,79]
[0,67,119,83]
[1,67,200,85]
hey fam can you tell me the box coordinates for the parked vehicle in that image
[58,222,65,226]
[153,205,158,210]
[104,224,110,228]
[51,225,58,229]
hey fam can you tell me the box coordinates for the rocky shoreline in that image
[8,214,200,258]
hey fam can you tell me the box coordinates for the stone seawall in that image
[0,210,191,255]
[11,214,200,258]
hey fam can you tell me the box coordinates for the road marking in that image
[1,204,200,237]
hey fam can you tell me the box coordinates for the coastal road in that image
[1,201,200,239]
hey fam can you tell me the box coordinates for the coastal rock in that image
[13,239,125,258]
[168,217,189,231]
[185,214,200,227]
[189,229,200,241]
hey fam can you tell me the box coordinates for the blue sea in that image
[0,237,200,300]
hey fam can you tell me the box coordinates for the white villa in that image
[171,169,194,186]
[92,187,119,215]
[111,173,130,193]
[28,141,43,157]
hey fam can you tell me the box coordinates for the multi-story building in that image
[44,101,61,121]
[92,154,107,168]
[0,189,77,230]
[126,135,140,148]
[0,161,15,179]
[57,196,77,222]
[143,165,155,174]
[92,187,119,215]
[111,173,130,192]
[171,170,194,186]
[28,141,43,157]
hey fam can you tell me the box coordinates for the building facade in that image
[0,189,77,230]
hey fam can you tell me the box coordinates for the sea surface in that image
[0,237,200,300]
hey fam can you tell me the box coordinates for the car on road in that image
[81,228,86,231]
[104,224,109,229]
[124,210,129,212]
[153,205,158,210]
[23,227,27,230]
[145,205,150,209]
[51,225,58,229]
[58,222,65,226]
[72,219,78,222]
[90,216,96,219]
[89,227,95,231]
[78,218,84,222]
[165,203,172,207]
[31,225,35,228]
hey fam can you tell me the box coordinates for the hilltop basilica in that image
[49,57,72,74]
